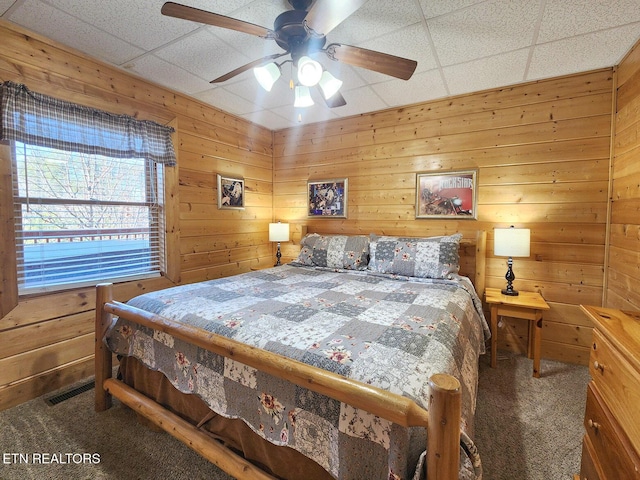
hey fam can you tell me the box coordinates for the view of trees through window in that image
[13,141,161,292]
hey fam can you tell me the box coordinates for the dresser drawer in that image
[580,433,603,480]
[591,329,640,455]
[584,382,640,479]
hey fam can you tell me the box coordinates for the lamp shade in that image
[253,62,281,91]
[297,56,323,86]
[269,222,290,242]
[294,85,314,107]
[318,70,343,100]
[494,227,530,257]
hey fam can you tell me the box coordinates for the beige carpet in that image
[475,353,590,480]
[0,353,589,480]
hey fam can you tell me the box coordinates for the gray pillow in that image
[368,233,462,278]
[295,234,370,270]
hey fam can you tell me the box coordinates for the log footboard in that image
[94,283,462,480]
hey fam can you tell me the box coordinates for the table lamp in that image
[494,226,530,296]
[269,222,289,266]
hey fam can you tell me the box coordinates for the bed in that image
[95,230,489,480]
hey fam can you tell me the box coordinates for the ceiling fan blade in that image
[326,43,417,81]
[303,0,368,36]
[161,2,273,38]
[321,90,347,108]
[211,53,288,83]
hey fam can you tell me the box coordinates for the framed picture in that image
[217,174,245,210]
[416,170,478,219]
[307,179,348,217]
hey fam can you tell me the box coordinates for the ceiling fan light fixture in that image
[253,62,281,91]
[294,85,314,107]
[297,56,323,86]
[319,70,343,99]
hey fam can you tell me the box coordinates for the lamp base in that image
[502,257,518,295]
[274,243,282,267]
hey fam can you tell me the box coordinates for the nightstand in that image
[485,287,550,378]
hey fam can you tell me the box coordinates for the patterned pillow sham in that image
[295,234,370,270]
[368,233,463,279]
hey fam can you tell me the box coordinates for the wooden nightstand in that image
[485,287,550,378]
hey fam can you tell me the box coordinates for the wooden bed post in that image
[95,283,114,412]
[427,374,461,480]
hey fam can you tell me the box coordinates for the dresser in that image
[578,306,640,480]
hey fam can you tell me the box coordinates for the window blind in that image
[0,81,174,294]
[13,142,162,293]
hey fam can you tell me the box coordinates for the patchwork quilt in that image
[105,264,489,480]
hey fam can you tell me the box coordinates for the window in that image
[12,141,164,294]
[1,81,177,298]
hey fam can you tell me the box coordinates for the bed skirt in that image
[118,355,334,480]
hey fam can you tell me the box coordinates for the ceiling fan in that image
[161,0,418,109]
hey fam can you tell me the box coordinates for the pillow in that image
[368,233,462,279]
[295,234,370,270]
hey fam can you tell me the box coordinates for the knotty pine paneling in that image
[0,20,273,410]
[607,39,640,311]
[274,69,615,366]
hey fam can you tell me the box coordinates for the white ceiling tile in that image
[270,101,341,127]
[537,0,640,43]
[6,0,145,65]
[124,54,211,94]
[154,29,252,82]
[40,0,206,51]
[206,27,284,60]
[443,49,530,96]
[0,0,16,15]
[428,0,541,66]
[329,0,423,46]
[241,109,297,131]
[358,23,439,75]
[193,0,287,64]
[194,86,260,115]
[335,85,388,117]
[418,0,486,19]
[370,69,448,107]
[204,0,260,16]
[229,0,288,30]
[527,23,640,81]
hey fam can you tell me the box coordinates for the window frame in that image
[0,120,178,314]
[11,141,165,295]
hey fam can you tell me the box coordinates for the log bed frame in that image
[94,230,487,480]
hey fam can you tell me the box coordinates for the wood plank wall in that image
[0,20,273,411]
[273,69,615,366]
[607,41,640,310]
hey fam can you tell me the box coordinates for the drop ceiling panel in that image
[1,0,639,130]
[528,23,640,80]
[6,0,146,65]
[427,0,541,67]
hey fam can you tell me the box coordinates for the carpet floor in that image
[0,352,589,480]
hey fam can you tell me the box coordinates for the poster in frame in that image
[217,174,245,210]
[307,178,348,218]
[416,170,478,219]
